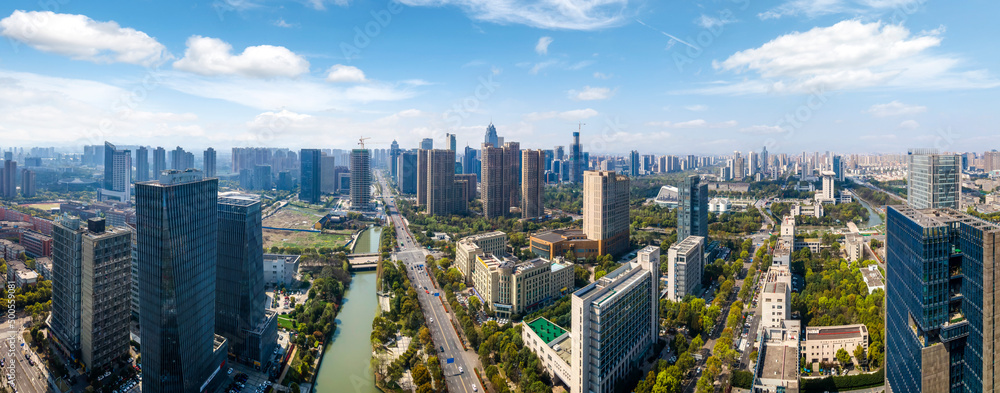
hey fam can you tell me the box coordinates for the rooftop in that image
[531,228,587,244]
[805,325,868,341]
[760,342,799,383]
[861,266,885,287]
[527,317,569,344]
[764,282,788,294]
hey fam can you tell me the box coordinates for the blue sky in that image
[0,0,996,155]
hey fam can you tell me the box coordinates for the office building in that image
[217,196,277,367]
[20,169,35,198]
[263,254,299,286]
[832,155,843,181]
[321,154,337,194]
[455,231,508,282]
[101,142,132,202]
[397,150,418,194]
[885,206,999,393]
[521,149,545,219]
[529,229,600,261]
[815,170,836,204]
[420,138,433,150]
[136,170,228,393]
[389,140,400,180]
[204,148,216,178]
[583,171,630,257]
[50,217,132,372]
[801,325,868,365]
[136,146,150,182]
[350,149,371,210]
[906,149,960,210]
[629,150,640,177]
[471,255,574,318]
[417,149,429,205]
[446,133,457,151]
[463,146,479,178]
[153,147,166,178]
[677,175,708,241]
[570,131,583,184]
[570,246,659,393]
[666,236,705,301]
[485,123,499,148]
[300,149,322,204]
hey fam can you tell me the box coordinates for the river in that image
[854,196,884,228]
[352,226,383,254]
[312,270,381,393]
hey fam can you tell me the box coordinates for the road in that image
[1,317,49,393]
[377,172,484,393]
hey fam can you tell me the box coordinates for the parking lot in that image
[216,362,274,393]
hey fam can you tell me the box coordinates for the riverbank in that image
[312,271,382,393]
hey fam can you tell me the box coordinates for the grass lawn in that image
[278,315,296,329]
[22,203,60,211]
[263,229,353,250]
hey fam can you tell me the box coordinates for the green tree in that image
[853,344,867,365]
[836,347,852,366]
[412,363,431,386]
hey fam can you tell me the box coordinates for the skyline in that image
[0,0,997,154]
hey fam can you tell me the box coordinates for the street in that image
[377,172,484,393]
[0,317,49,393]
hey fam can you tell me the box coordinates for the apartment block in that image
[667,235,704,301]
[582,171,630,257]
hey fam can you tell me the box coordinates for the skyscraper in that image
[485,123,499,148]
[321,154,337,194]
[397,150,418,194]
[677,175,708,241]
[153,147,166,178]
[570,131,583,184]
[20,169,35,198]
[629,150,640,177]
[420,138,434,150]
[389,140,400,180]
[300,149,322,204]
[351,148,371,210]
[217,196,276,367]
[101,142,132,202]
[253,165,272,190]
[907,149,960,210]
[446,133,457,151]
[521,149,545,219]
[51,217,133,371]
[463,146,478,178]
[426,149,461,216]
[503,142,520,208]
[886,206,1000,392]
[0,160,15,199]
[204,148,217,178]
[583,171,630,256]
[136,146,150,182]
[136,170,228,393]
[832,155,843,181]
[481,143,521,219]
[171,146,188,170]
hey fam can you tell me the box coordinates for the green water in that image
[312,271,380,393]
[352,226,383,254]
[855,197,884,228]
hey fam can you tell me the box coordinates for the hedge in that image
[800,368,884,392]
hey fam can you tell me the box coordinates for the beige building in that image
[455,231,508,283]
[522,317,573,386]
[801,324,869,364]
[760,265,793,331]
[582,171,630,257]
[667,235,704,301]
[471,254,573,318]
[521,149,545,219]
[755,319,801,393]
[844,233,865,261]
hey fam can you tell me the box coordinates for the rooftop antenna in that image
[578,122,586,132]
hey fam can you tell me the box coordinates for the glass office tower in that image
[677,174,708,241]
[906,149,961,210]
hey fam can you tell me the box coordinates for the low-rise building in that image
[0,239,25,261]
[791,202,824,218]
[522,318,573,386]
[455,231,508,282]
[18,230,52,257]
[7,258,38,287]
[471,254,574,318]
[754,320,801,393]
[529,229,599,261]
[35,256,52,280]
[666,236,704,301]
[844,233,865,261]
[801,324,869,364]
[263,254,299,286]
[860,265,885,294]
[707,198,731,214]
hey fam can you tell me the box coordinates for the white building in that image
[667,236,704,301]
[455,231,508,283]
[263,254,299,286]
[707,198,731,214]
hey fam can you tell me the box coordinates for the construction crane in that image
[358,137,371,149]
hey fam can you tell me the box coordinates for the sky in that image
[0,0,997,156]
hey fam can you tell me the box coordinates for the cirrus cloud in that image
[865,100,926,117]
[173,35,309,78]
[535,36,553,55]
[396,0,630,30]
[568,86,614,101]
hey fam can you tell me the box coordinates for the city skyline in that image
[0,1,996,154]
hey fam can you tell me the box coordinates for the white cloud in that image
[899,120,920,129]
[593,72,612,79]
[530,60,558,74]
[696,14,734,29]
[0,10,168,66]
[273,19,296,28]
[860,133,896,140]
[524,109,599,122]
[535,36,553,55]
[759,0,922,20]
[568,86,614,101]
[701,21,999,94]
[865,100,926,117]
[173,36,309,78]
[739,125,785,134]
[684,105,707,112]
[396,0,630,30]
[647,119,738,128]
[325,64,368,83]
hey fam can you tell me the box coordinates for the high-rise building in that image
[136,146,150,182]
[350,149,371,210]
[300,149,322,204]
[20,169,35,198]
[521,149,545,219]
[389,140,400,180]
[50,217,132,371]
[885,206,1000,393]
[420,138,434,150]
[216,196,277,367]
[153,147,166,178]
[907,149,960,210]
[136,170,228,393]
[463,146,478,178]
[427,149,462,216]
[831,154,842,181]
[761,146,769,174]
[667,236,704,301]
[570,246,659,393]
[417,149,429,205]
[171,146,190,170]
[321,154,337,194]
[583,171,630,257]
[101,142,132,202]
[253,165,272,190]
[629,150,640,177]
[446,133,457,151]
[485,123,499,148]
[397,150,418,194]
[204,148,217,178]
[503,142,520,208]
[0,160,15,199]
[481,143,517,219]
[677,175,708,241]
[570,131,583,184]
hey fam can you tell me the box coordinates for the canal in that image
[312,270,381,393]
[855,196,884,228]
[352,226,383,254]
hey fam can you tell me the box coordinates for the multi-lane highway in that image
[1,317,49,393]
[376,173,484,393]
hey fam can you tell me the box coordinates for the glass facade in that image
[300,149,321,204]
[677,175,708,241]
[137,171,219,393]
[907,150,960,210]
[51,217,84,357]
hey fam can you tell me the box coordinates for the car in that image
[227,368,233,375]
[429,317,434,323]
[440,346,445,352]
[472,384,478,392]
[459,366,464,373]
